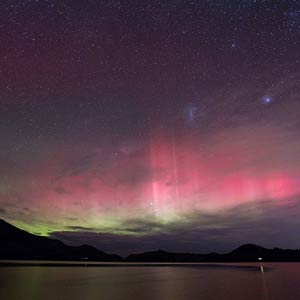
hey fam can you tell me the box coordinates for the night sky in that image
[1,0,300,255]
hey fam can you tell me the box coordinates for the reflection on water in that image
[260,264,269,300]
[0,263,300,300]
[260,265,265,273]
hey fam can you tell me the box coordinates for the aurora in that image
[1,0,300,255]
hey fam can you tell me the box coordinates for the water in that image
[0,262,300,300]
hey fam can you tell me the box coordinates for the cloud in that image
[0,208,7,215]
[53,187,69,195]
[61,154,95,177]
[66,225,96,231]
[50,197,300,256]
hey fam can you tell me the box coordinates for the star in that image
[263,96,273,105]
[186,103,197,123]
[1,0,300,256]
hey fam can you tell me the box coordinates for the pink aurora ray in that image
[19,122,300,229]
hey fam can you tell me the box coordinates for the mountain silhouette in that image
[1,219,300,262]
[126,244,300,262]
[0,219,121,261]
[126,249,220,262]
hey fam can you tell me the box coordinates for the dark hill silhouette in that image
[0,219,121,261]
[126,249,220,262]
[126,244,300,262]
[225,243,270,261]
[223,243,300,262]
[1,219,300,262]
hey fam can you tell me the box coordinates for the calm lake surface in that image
[0,262,300,300]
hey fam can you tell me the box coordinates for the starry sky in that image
[1,0,300,255]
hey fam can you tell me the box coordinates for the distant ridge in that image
[0,219,121,261]
[126,249,220,262]
[126,244,300,262]
[1,219,300,262]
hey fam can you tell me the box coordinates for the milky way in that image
[1,1,300,254]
